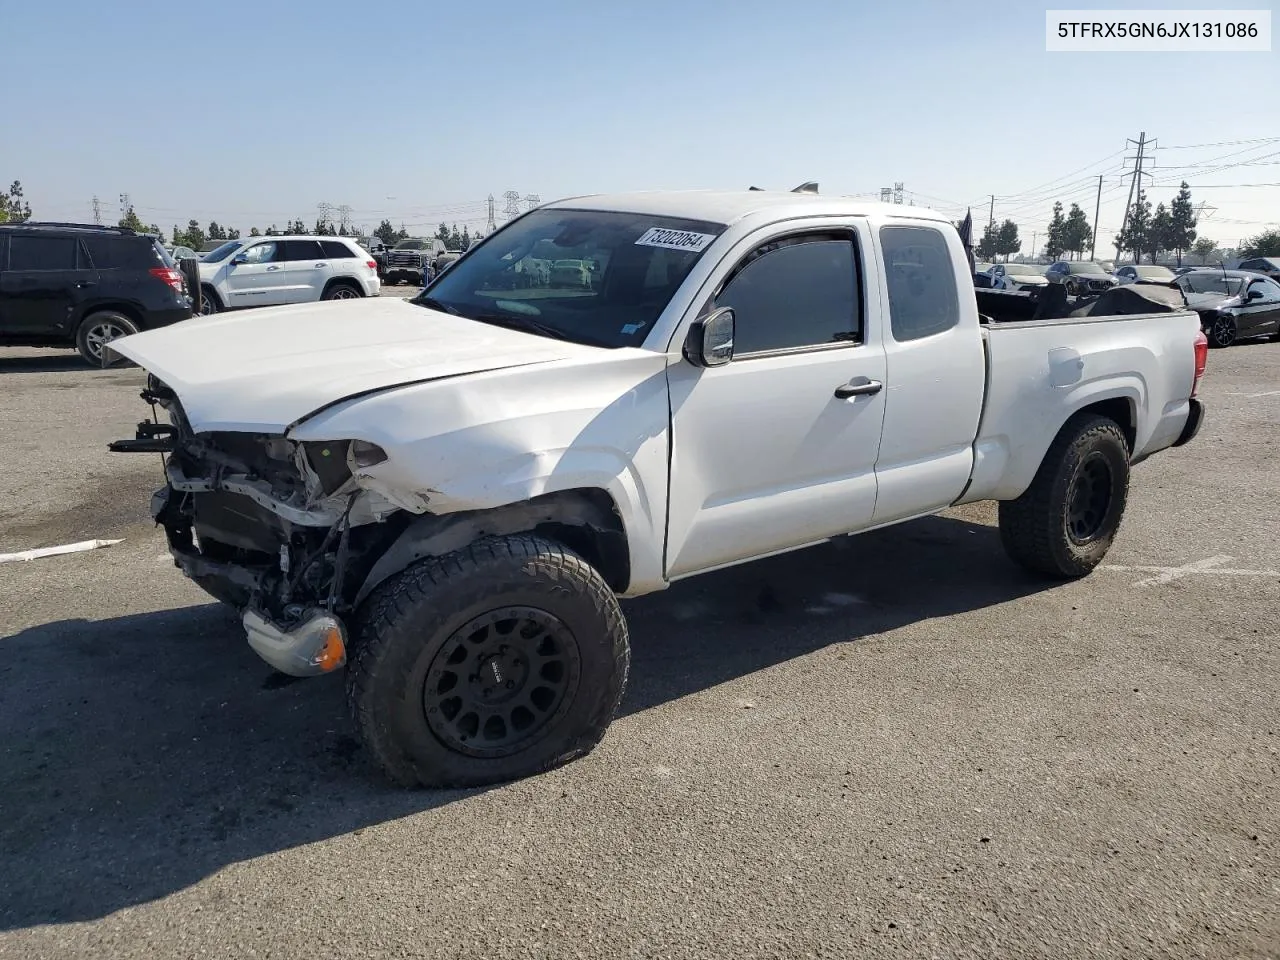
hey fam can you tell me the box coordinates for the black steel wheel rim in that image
[1066,453,1114,544]
[423,606,582,759]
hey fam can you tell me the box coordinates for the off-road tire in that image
[76,311,140,366]
[998,414,1131,579]
[346,534,630,789]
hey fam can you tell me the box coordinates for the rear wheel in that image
[323,283,362,300]
[1208,315,1236,348]
[76,311,139,366]
[998,414,1131,579]
[346,534,630,789]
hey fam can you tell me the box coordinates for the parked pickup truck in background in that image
[107,190,1208,789]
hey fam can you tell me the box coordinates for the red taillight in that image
[150,266,184,293]
[1191,329,1208,397]
[366,260,377,271]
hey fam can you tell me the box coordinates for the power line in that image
[1158,136,1280,151]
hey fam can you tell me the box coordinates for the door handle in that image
[266,265,281,271]
[315,262,327,267]
[74,281,96,288]
[834,378,883,399]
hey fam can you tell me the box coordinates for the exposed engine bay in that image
[112,375,416,632]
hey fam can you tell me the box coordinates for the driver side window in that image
[711,234,861,356]
[240,242,279,265]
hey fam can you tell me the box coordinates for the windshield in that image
[395,239,429,250]
[1178,274,1244,296]
[1135,265,1174,278]
[1003,263,1044,276]
[417,208,726,348]
[1068,262,1108,275]
[201,240,243,263]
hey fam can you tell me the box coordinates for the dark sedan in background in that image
[1177,269,1280,347]
[1045,260,1118,296]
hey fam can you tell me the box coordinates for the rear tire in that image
[998,414,1130,579]
[76,311,139,366]
[346,534,630,789]
[1208,315,1236,348]
[323,282,362,300]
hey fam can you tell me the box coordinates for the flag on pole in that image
[958,208,976,276]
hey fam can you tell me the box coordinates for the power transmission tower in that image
[316,201,333,231]
[91,196,102,224]
[1117,132,1157,260]
[118,193,131,221]
[879,187,892,203]
[893,182,904,204]
[502,190,522,220]
[337,204,352,233]
[486,194,496,233]
[524,193,540,212]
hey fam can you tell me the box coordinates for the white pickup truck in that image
[108,190,1208,788]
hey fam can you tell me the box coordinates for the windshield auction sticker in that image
[635,228,715,252]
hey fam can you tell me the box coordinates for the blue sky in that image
[6,0,1277,250]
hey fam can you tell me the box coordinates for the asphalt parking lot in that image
[1,323,1278,959]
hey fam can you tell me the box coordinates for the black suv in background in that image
[0,222,193,366]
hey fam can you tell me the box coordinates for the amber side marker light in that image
[311,624,347,673]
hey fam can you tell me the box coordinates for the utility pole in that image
[988,194,995,231]
[1032,231,1037,260]
[1090,173,1103,261]
[91,196,102,224]
[486,194,496,234]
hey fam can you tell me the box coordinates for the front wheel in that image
[346,534,630,789]
[998,414,1131,579]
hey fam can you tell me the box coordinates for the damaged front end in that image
[111,375,423,677]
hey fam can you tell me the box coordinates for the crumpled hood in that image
[107,297,602,433]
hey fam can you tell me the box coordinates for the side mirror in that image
[684,307,735,367]
[1247,288,1264,300]
[231,253,248,265]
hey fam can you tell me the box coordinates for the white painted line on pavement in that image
[1101,555,1280,587]
[0,539,125,564]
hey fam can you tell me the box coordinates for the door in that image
[665,225,888,579]
[1239,277,1280,336]
[225,239,288,306]
[280,239,330,302]
[0,234,98,335]
[870,221,986,525]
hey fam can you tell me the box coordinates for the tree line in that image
[370,219,481,252]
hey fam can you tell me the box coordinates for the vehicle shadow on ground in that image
[0,353,92,374]
[0,512,1053,929]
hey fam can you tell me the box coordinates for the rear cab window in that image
[879,224,960,341]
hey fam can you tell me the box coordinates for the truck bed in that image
[958,309,1202,504]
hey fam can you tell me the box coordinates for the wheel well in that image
[323,277,363,297]
[1069,397,1135,452]
[78,302,143,332]
[352,488,631,608]
[200,284,224,309]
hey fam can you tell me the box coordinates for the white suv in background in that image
[197,236,380,315]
